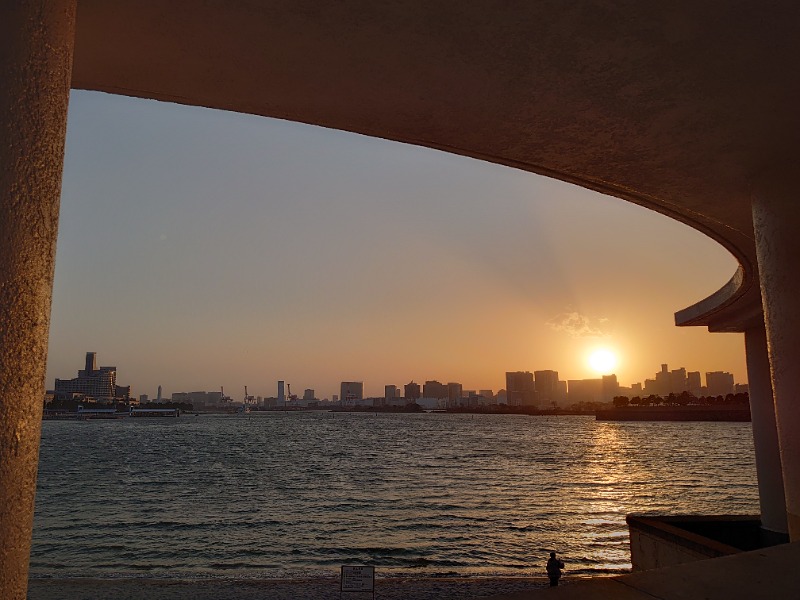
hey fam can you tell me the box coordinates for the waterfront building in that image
[278,381,286,405]
[423,380,447,400]
[170,390,224,408]
[706,371,735,397]
[567,378,603,405]
[655,364,670,396]
[602,374,619,402]
[384,385,398,406]
[506,371,535,406]
[670,368,688,394]
[557,381,568,404]
[53,352,129,402]
[340,381,364,406]
[687,371,702,396]
[447,382,463,408]
[404,381,421,400]
[534,370,559,404]
[303,389,315,402]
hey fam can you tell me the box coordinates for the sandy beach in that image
[28,576,558,600]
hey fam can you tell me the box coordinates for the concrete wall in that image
[627,516,749,572]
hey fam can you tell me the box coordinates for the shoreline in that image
[28,575,569,600]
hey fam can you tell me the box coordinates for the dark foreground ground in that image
[28,576,558,600]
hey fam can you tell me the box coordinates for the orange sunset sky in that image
[45,91,745,400]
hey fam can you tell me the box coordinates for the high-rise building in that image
[655,364,670,396]
[447,382,463,408]
[601,374,619,401]
[85,351,97,373]
[687,371,702,395]
[340,381,364,405]
[303,389,315,402]
[423,380,447,399]
[404,381,421,400]
[567,378,603,404]
[534,370,559,404]
[670,368,687,394]
[278,381,286,405]
[557,381,568,403]
[53,352,126,402]
[385,385,398,401]
[706,371,735,396]
[506,371,535,406]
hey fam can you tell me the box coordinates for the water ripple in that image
[31,413,758,580]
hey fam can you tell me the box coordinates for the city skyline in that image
[46,91,745,400]
[50,349,743,404]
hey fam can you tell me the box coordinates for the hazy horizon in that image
[46,91,745,400]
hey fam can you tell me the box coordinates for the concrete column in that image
[744,324,788,537]
[753,176,800,540]
[0,2,76,598]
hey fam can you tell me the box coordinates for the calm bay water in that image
[31,413,758,580]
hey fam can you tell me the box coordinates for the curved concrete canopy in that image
[70,1,800,332]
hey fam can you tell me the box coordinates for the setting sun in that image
[588,348,618,374]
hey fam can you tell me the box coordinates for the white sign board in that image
[341,565,375,592]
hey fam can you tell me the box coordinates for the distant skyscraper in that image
[601,374,619,401]
[303,389,315,402]
[706,371,735,396]
[567,378,603,405]
[340,381,364,405]
[655,364,670,396]
[385,385,398,402]
[85,351,97,373]
[423,380,447,399]
[557,381,567,403]
[534,370,559,404]
[157,385,162,402]
[447,382,463,408]
[687,371,702,395]
[278,381,286,405]
[404,381,421,400]
[53,352,125,402]
[670,368,687,394]
[506,371,535,406]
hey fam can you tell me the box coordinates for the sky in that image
[45,90,746,400]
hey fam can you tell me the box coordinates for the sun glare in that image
[588,348,618,374]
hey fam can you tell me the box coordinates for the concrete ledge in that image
[626,515,788,572]
[628,515,749,571]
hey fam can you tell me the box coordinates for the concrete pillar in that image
[753,176,800,540]
[0,2,76,598]
[744,324,788,537]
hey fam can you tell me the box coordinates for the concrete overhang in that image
[70,1,800,332]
